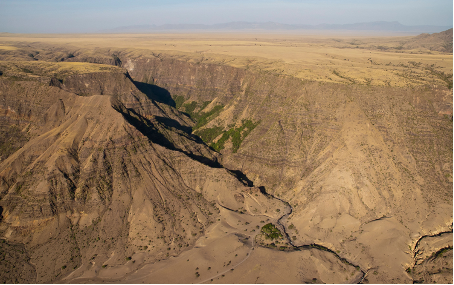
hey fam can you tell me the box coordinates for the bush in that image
[261,223,283,240]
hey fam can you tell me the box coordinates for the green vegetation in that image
[209,119,260,153]
[332,69,356,84]
[174,97,259,153]
[261,223,283,240]
[181,100,217,121]
[425,65,453,89]
[210,130,231,152]
[177,98,225,130]
[194,126,224,143]
[194,105,224,129]
[431,246,453,259]
[182,101,199,117]
[173,95,185,109]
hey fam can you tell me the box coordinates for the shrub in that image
[194,105,224,129]
[173,95,186,109]
[195,126,223,143]
[182,101,198,117]
[261,223,283,240]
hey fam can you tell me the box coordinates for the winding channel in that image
[272,195,367,283]
[206,186,368,284]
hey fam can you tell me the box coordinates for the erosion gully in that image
[411,229,453,268]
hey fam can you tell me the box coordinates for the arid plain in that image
[0,30,452,283]
[1,31,452,86]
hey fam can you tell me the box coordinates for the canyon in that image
[0,31,452,283]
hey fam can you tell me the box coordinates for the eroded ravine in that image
[413,229,454,258]
[119,54,452,283]
[406,229,453,283]
[113,55,450,283]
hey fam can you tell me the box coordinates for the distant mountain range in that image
[103,21,452,34]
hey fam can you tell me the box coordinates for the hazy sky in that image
[0,0,452,33]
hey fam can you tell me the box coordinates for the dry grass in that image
[0,60,123,79]
[0,32,451,87]
[0,45,17,51]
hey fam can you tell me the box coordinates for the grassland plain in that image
[0,30,452,283]
[0,31,452,87]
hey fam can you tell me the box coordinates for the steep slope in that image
[403,28,453,53]
[0,63,227,282]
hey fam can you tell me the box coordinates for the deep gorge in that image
[0,44,451,283]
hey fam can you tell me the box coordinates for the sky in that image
[0,0,452,33]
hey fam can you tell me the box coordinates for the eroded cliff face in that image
[121,54,452,199]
